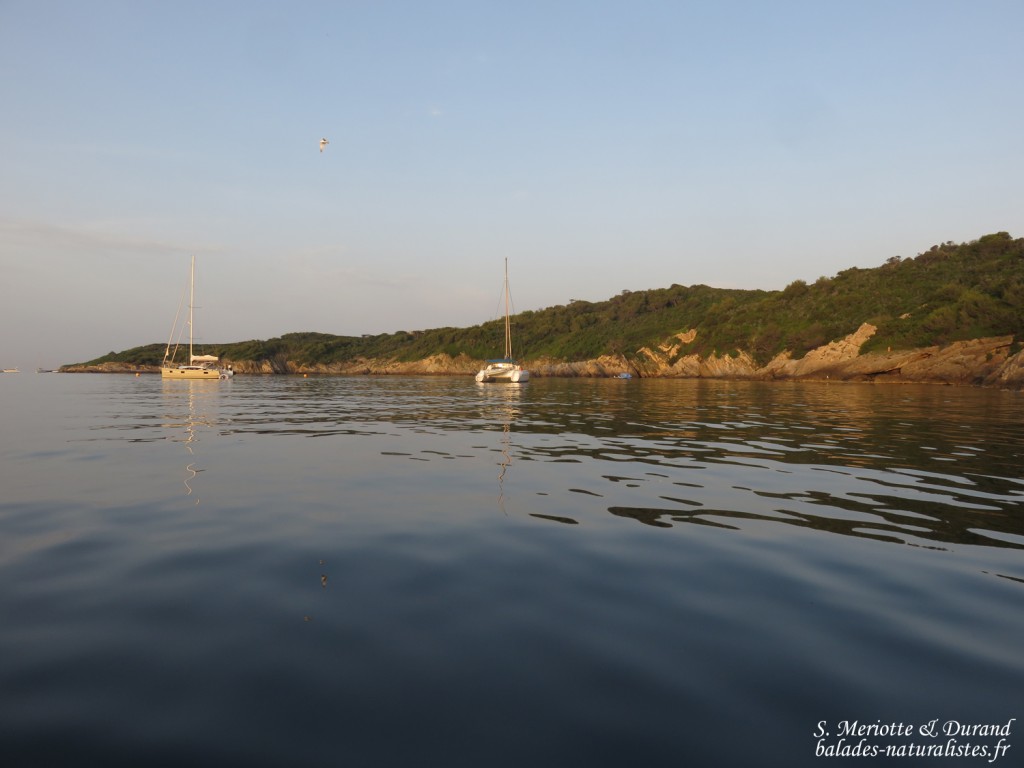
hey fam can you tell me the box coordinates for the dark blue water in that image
[1,374,1022,766]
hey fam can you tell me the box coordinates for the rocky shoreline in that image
[62,324,1024,389]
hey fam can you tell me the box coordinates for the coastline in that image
[59,329,1024,390]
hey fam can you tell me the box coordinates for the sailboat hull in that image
[161,365,233,380]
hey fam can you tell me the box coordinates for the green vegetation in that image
[77,233,1024,369]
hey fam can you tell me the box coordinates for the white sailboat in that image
[475,259,529,384]
[161,256,234,380]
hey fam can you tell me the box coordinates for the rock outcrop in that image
[532,355,639,378]
[762,322,879,378]
[627,323,1023,388]
[987,345,1024,388]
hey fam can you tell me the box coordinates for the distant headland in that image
[63,233,1024,389]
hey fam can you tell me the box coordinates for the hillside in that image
[68,233,1024,384]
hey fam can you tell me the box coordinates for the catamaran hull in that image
[475,366,529,383]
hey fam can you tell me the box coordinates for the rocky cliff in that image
[628,323,1024,387]
[62,325,1024,388]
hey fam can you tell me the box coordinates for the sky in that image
[2,0,1022,368]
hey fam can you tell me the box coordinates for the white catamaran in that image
[161,256,234,380]
[475,259,529,384]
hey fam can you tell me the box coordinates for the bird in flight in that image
[319,137,329,153]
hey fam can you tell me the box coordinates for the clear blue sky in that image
[2,0,1022,367]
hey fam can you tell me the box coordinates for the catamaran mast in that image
[188,255,195,363]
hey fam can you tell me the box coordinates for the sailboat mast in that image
[504,257,512,360]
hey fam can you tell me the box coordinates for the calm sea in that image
[1,374,1022,767]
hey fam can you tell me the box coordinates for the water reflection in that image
[99,376,1024,550]
[478,384,521,513]
[160,380,218,504]
[497,422,511,511]
[587,444,1024,549]
[502,380,1024,549]
[607,498,1023,550]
